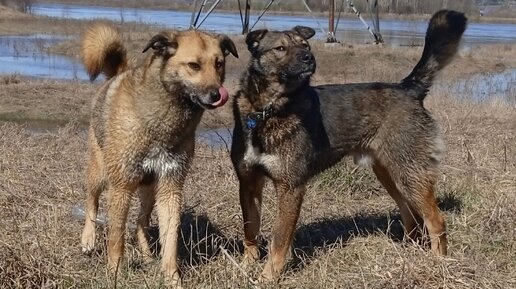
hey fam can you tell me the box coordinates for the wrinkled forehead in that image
[259,31,308,49]
[175,31,223,60]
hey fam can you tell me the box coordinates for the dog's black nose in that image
[209,90,221,102]
[301,52,313,63]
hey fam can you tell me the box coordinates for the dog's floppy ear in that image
[245,29,268,52]
[292,26,316,40]
[142,32,178,55]
[219,35,239,58]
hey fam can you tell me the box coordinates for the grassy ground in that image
[1,90,515,288]
[0,10,157,36]
[1,5,516,289]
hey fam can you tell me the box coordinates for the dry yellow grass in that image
[1,9,515,289]
[0,4,29,19]
[1,90,515,288]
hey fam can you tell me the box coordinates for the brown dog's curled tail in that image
[82,24,127,81]
[402,10,467,99]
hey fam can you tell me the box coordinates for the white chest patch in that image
[142,146,187,176]
[242,140,278,169]
[353,152,374,167]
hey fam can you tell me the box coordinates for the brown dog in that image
[231,10,466,281]
[79,24,238,286]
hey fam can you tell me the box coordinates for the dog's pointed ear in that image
[142,32,178,55]
[245,29,268,52]
[292,26,315,40]
[219,35,239,58]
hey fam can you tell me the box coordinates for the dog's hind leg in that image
[261,182,305,282]
[408,180,447,255]
[238,170,265,266]
[81,139,105,254]
[372,163,419,240]
[136,184,156,263]
[380,160,447,255]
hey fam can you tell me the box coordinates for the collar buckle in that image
[246,107,273,130]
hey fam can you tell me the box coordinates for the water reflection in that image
[0,34,89,80]
[31,3,516,46]
[1,3,515,102]
[197,127,233,149]
[433,69,516,103]
[25,123,233,149]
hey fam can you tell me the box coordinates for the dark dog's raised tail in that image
[402,10,467,98]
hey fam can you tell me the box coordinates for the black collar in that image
[245,106,274,130]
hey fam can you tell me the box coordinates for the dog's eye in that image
[215,60,224,69]
[274,46,286,52]
[301,43,309,49]
[188,62,201,71]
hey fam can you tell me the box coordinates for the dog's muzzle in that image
[209,87,229,107]
[193,86,229,110]
[300,51,315,65]
[294,50,316,78]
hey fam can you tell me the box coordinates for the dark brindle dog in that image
[231,10,467,281]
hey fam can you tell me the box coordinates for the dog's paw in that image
[242,245,260,267]
[165,280,183,289]
[163,270,182,289]
[140,252,155,264]
[258,261,281,283]
[81,245,94,255]
[80,232,96,255]
[81,237,95,255]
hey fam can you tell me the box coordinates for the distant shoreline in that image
[31,1,516,24]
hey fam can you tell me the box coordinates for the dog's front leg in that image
[136,185,156,263]
[106,181,137,274]
[155,177,183,288]
[81,137,105,254]
[238,170,266,266]
[261,182,305,282]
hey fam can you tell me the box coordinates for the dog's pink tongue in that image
[212,86,229,107]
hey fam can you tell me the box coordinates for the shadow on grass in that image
[289,192,463,272]
[140,210,401,275]
[292,212,404,264]
[147,211,403,271]
[143,207,241,269]
[437,192,463,213]
[134,192,463,271]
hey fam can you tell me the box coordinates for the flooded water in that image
[0,3,514,102]
[0,34,89,80]
[31,3,516,46]
[26,122,233,149]
[433,69,516,103]
[196,127,233,149]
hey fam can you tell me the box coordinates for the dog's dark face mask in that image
[246,26,316,91]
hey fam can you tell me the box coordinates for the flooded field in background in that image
[1,3,515,104]
[1,33,513,104]
[433,69,516,103]
[0,34,89,80]
[30,3,516,46]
